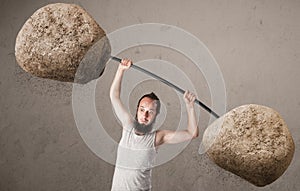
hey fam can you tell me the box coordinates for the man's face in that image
[136,97,158,126]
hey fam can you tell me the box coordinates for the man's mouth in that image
[140,119,148,124]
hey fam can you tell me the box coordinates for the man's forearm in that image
[186,106,198,138]
[110,67,125,99]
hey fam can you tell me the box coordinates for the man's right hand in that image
[119,58,132,71]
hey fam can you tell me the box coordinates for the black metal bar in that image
[110,56,220,118]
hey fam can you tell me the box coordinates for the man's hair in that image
[136,92,161,114]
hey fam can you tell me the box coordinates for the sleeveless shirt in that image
[111,125,157,191]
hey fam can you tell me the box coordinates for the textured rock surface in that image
[202,104,295,187]
[15,3,111,83]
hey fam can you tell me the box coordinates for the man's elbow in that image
[191,132,199,139]
[188,129,199,139]
[109,91,114,101]
[109,87,114,97]
[109,89,118,101]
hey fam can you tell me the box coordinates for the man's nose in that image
[144,111,149,118]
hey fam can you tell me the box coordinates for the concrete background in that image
[1,0,299,190]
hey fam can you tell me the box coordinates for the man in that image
[110,58,199,191]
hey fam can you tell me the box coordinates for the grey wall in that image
[1,0,299,190]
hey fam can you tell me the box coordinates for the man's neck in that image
[134,130,145,136]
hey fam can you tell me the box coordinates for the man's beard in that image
[133,117,155,135]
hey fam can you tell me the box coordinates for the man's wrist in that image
[185,104,195,109]
[117,66,126,72]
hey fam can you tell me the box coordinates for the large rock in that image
[202,104,295,186]
[15,3,111,83]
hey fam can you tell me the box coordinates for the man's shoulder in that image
[121,118,134,131]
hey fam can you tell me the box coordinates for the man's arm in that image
[110,59,133,127]
[155,91,199,146]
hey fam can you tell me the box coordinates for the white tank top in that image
[111,125,157,191]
